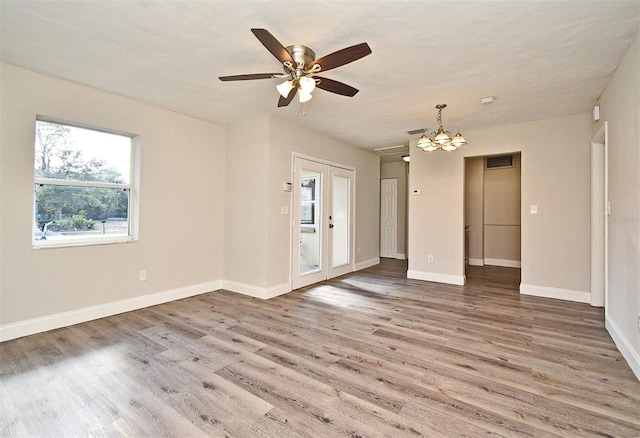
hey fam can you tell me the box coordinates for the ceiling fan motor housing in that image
[286,45,315,69]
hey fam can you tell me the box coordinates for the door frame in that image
[590,121,608,309]
[380,177,399,258]
[291,153,356,289]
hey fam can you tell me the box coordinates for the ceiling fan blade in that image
[219,73,280,81]
[251,28,295,65]
[313,77,359,97]
[278,87,297,107]
[308,42,371,73]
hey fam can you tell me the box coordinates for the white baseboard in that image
[520,284,590,303]
[0,280,223,342]
[484,258,522,268]
[381,253,406,260]
[222,280,291,300]
[355,257,380,271]
[225,258,381,299]
[468,258,484,266]
[407,270,466,286]
[606,315,640,381]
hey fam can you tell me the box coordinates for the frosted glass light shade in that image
[298,90,313,103]
[416,134,433,149]
[276,80,294,98]
[442,143,458,151]
[434,131,451,145]
[299,76,316,93]
[451,133,467,147]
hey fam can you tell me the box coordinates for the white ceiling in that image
[1,1,638,150]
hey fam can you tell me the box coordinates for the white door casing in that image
[292,157,354,289]
[380,178,398,258]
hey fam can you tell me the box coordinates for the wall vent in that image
[486,155,514,169]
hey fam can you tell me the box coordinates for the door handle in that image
[329,224,334,229]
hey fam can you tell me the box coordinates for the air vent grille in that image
[486,155,514,169]
[374,145,409,156]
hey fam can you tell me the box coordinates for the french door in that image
[292,157,354,289]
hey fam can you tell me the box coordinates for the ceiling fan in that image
[219,29,372,107]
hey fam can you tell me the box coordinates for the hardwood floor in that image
[1,259,639,437]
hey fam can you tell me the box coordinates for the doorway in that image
[292,157,354,289]
[464,153,522,282]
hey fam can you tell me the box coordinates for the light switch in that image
[530,204,538,215]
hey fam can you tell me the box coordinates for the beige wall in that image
[594,31,640,378]
[409,113,591,296]
[0,63,226,326]
[464,157,484,262]
[0,65,379,335]
[223,116,269,288]
[381,161,408,258]
[267,116,380,287]
[222,115,380,292]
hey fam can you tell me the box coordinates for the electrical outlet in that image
[428,255,434,263]
[139,270,147,281]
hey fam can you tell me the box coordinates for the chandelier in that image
[416,104,467,152]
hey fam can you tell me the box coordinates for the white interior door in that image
[293,157,354,289]
[380,178,398,258]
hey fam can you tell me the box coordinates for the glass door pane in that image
[331,174,350,267]
[300,170,322,276]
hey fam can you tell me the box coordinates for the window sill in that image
[32,235,135,250]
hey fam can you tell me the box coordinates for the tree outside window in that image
[33,119,135,246]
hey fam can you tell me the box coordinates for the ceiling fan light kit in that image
[416,104,467,152]
[219,29,371,108]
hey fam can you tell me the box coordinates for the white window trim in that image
[32,117,140,249]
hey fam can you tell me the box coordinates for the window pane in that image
[332,175,350,267]
[300,172,321,275]
[35,121,131,184]
[34,185,129,242]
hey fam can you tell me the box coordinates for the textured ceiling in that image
[1,1,638,150]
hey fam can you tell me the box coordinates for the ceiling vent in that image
[374,144,409,156]
[407,128,426,135]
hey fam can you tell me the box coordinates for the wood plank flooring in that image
[1,259,639,437]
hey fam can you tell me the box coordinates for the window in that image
[300,177,317,225]
[33,118,137,247]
